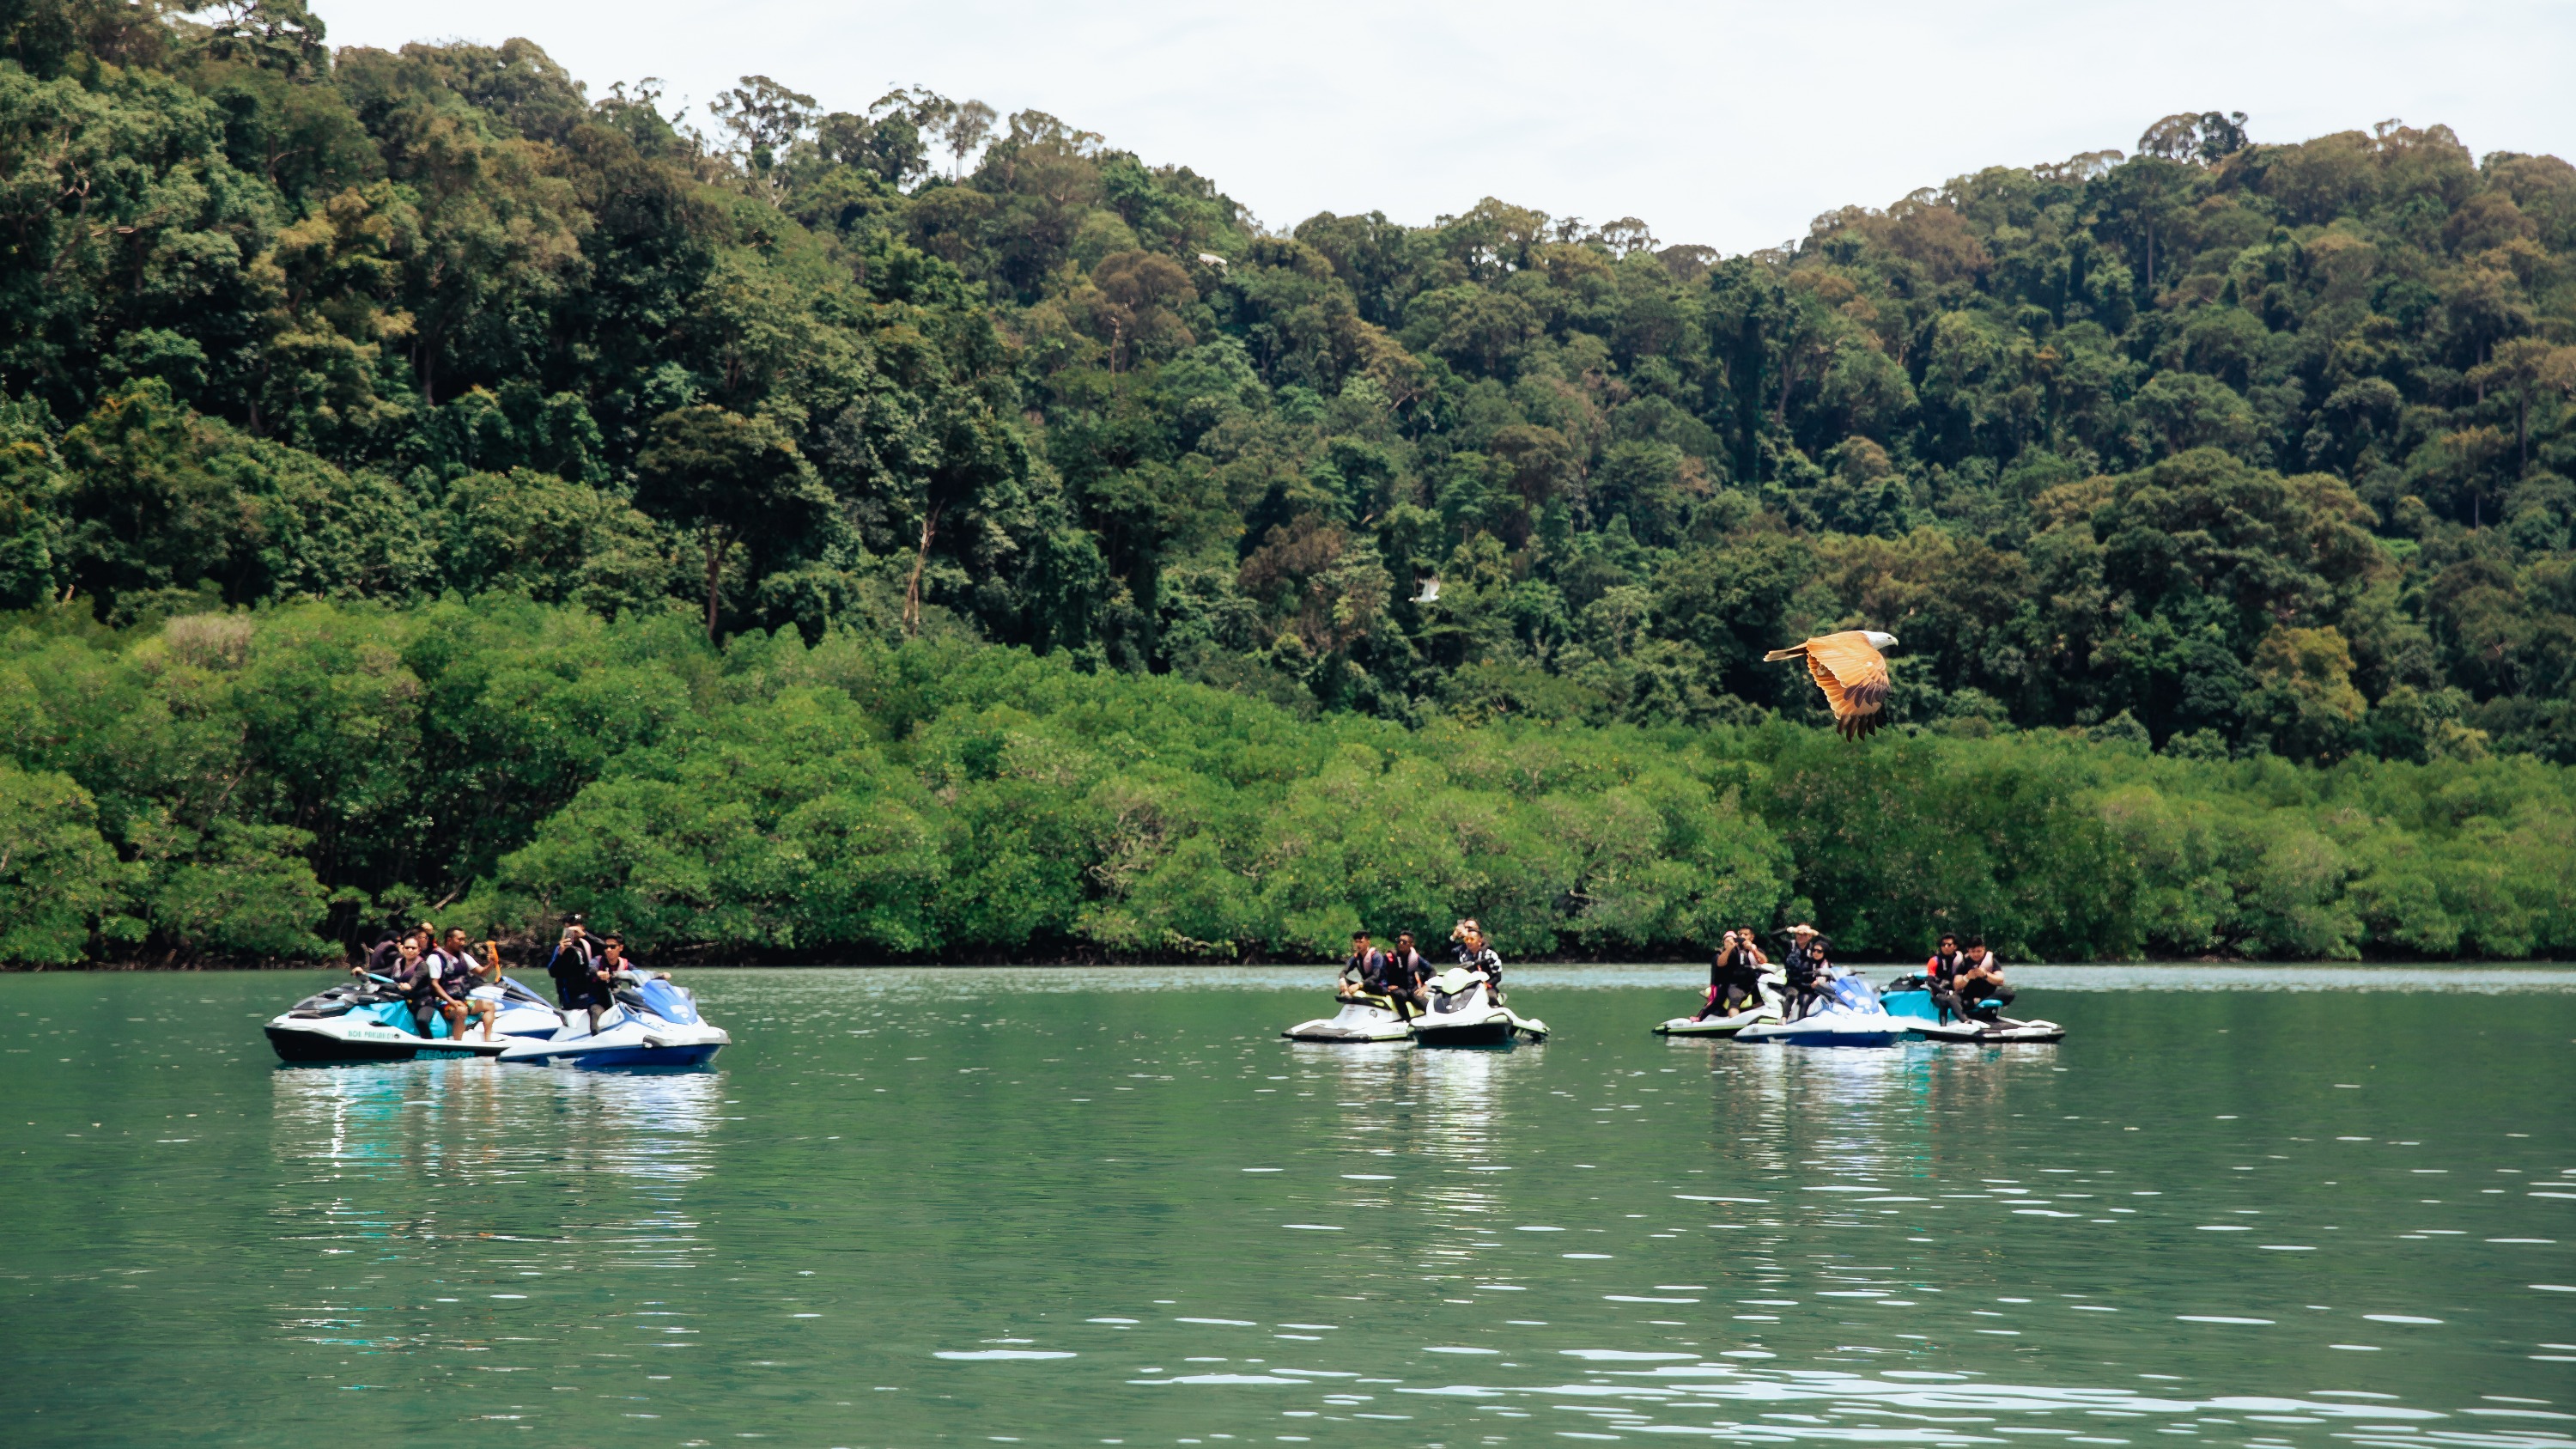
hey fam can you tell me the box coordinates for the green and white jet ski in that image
[1413,965,1547,1048]
[1656,965,1787,1037]
[1284,993,1416,1043]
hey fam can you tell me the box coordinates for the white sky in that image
[315,0,2576,255]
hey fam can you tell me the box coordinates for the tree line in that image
[0,1,2572,961]
[3,602,2568,965]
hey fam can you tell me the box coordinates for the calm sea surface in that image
[4,965,2573,1448]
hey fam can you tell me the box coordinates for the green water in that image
[5,966,2573,1448]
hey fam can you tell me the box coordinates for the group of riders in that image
[1691,924,2015,1022]
[1335,919,1506,1019]
[353,915,647,1040]
[1333,917,2016,1024]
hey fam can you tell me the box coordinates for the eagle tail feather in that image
[1761,645,1806,662]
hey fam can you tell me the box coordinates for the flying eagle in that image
[1764,630,1899,740]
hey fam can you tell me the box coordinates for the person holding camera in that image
[1697,928,1766,1020]
[548,916,613,1034]
[1450,918,1505,1002]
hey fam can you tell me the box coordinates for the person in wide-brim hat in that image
[1781,923,1826,1018]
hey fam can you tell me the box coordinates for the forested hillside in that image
[3,0,2573,963]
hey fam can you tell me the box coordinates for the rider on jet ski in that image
[437,928,503,1040]
[1780,924,1828,1019]
[549,917,617,1034]
[1694,928,1768,1020]
[1953,941,2014,1019]
[1450,919,1505,1002]
[1339,931,1382,996]
[1384,932,1431,1019]
[1923,932,1965,1017]
[366,931,461,1037]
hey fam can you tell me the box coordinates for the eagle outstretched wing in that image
[1765,630,1893,740]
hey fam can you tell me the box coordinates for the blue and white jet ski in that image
[1733,968,1904,1047]
[1882,974,2065,1043]
[265,975,567,1063]
[496,976,727,1068]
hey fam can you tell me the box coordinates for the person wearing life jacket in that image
[549,916,613,1034]
[1340,930,1388,1002]
[1780,923,1826,1019]
[1382,931,1432,1020]
[1953,941,2014,1020]
[1696,930,1766,1019]
[381,931,454,1037]
[437,928,501,1040]
[1450,919,1505,1002]
[1924,932,1966,1020]
[351,930,404,984]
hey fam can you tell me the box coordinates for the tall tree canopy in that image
[4,0,2576,961]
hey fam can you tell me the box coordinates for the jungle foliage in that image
[4,602,2572,965]
[3,2,2573,961]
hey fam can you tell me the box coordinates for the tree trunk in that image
[904,506,942,637]
[703,527,726,643]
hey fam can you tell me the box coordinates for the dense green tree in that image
[632,404,834,640]
[1,6,2574,960]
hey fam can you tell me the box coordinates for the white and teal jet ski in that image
[265,974,567,1063]
[1733,969,1904,1047]
[496,976,727,1068]
[1882,974,2064,1043]
[1412,965,1547,1048]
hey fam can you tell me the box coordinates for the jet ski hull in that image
[263,1011,516,1062]
[501,1037,726,1068]
[1733,1016,1904,1047]
[1284,998,1413,1042]
[1948,1018,2065,1044]
[264,1020,462,1062]
[1655,1008,1777,1038]
[496,991,727,1069]
[1882,987,2064,1043]
[1413,1015,1516,1048]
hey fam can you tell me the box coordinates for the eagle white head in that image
[1862,630,1899,651]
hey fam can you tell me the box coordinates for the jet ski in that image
[1882,974,2065,1043]
[1284,993,1416,1043]
[1412,965,1547,1048]
[1656,963,1788,1037]
[265,974,567,1063]
[1733,968,1904,1047]
[496,975,727,1068]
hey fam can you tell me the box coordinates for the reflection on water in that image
[269,1062,724,1281]
[3,968,2572,1449]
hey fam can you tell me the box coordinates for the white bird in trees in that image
[1413,577,1440,603]
[1764,630,1899,740]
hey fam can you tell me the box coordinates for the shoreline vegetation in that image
[6,610,2574,969]
[3,4,2574,966]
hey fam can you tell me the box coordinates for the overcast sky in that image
[316,0,2576,255]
